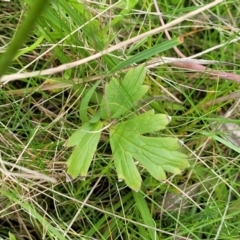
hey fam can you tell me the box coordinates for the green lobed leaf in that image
[67,121,103,178]
[67,121,102,147]
[9,232,17,240]
[100,65,149,119]
[116,109,171,134]
[112,145,142,191]
[118,133,188,170]
[110,111,188,190]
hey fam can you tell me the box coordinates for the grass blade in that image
[133,191,159,240]
[0,0,49,78]
[109,38,183,73]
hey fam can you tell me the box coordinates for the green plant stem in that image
[0,0,49,78]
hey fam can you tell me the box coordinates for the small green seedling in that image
[66,65,188,191]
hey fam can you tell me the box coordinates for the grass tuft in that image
[1,0,240,239]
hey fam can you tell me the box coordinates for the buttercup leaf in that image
[67,121,102,147]
[101,65,148,119]
[67,121,103,178]
[112,146,142,191]
[110,111,188,191]
[117,110,171,134]
[66,66,188,190]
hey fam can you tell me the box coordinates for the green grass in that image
[1,0,240,239]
